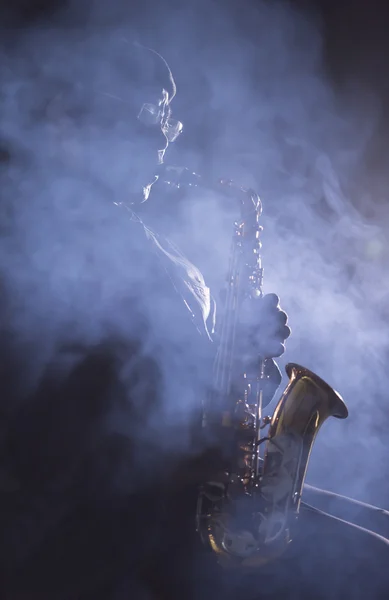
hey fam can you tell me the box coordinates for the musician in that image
[1,39,389,600]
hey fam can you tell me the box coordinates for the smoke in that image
[1,0,389,595]
[169,5,389,505]
[135,1,389,505]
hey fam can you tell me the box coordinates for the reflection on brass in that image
[160,167,348,569]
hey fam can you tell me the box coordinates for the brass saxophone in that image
[159,166,349,569]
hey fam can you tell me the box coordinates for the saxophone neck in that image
[157,164,262,215]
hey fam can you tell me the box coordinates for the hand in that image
[240,293,291,360]
[235,293,290,406]
[256,293,291,358]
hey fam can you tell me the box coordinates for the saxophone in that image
[159,166,349,569]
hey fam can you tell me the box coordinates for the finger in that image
[271,325,291,343]
[257,324,290,357]
[261,293,280,309]
[261,313,290,340]
[261,341,285,359]
[276,310,288,327]
[271,342,285,358]
[258,320,290,341]
[279,324,291,340]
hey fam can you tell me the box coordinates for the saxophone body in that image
[197,363,348,569]
[159,166,349,569]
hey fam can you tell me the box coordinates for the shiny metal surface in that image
[159,165,348,569]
